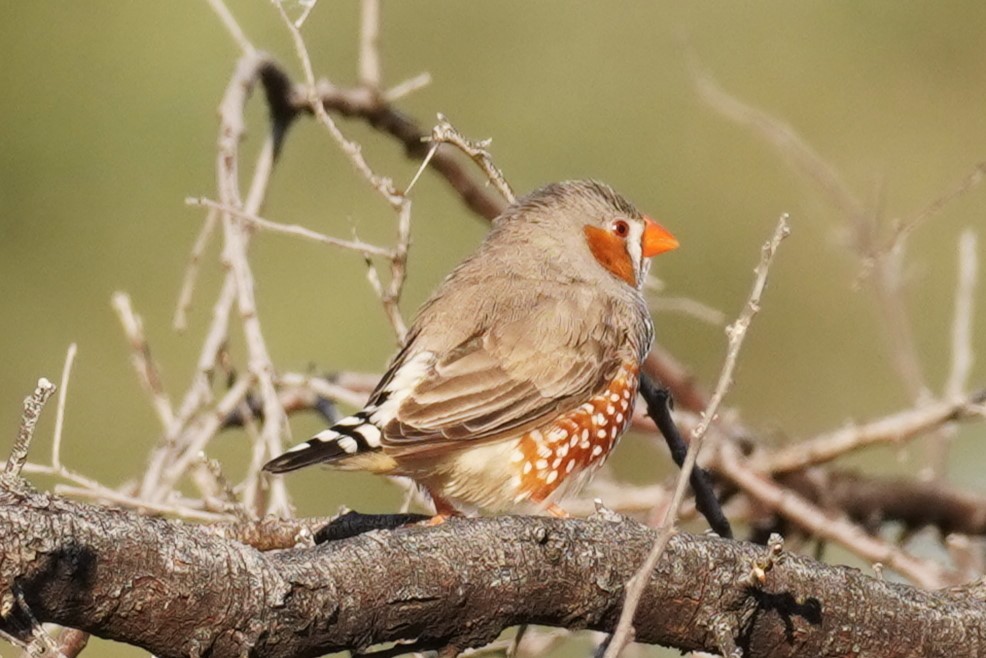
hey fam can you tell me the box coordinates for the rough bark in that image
[1,483,984,657]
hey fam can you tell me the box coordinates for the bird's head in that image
[500,180,678,289]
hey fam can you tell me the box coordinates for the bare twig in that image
[275,1,402,207]
[692,61,976,479]
[945,230,979,400]
[759,390,986,474]
[715,442,950,589]
[293,0,318,29]
[358,0,381,91]
[173,207,218,332]
[187,197,394,258]
[11,589,64,658]
[310,79,506,220]
[54,627,89,658]
[648,295,725,326]
[53,484,230,523]
[604,215,790,658]
[891,162,986,252]
[273,0,414,341]
[4,379,56,479]
[112,293,175,431]
[384,72,432,103]
[211,50,292,515]
[205,0,255,55]
[159,374,256,491]
[429,114,516,204]
[275,371,372,409]
[50,344,77,471]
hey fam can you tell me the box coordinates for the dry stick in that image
[17,460,230,524]
[50,344,77,471]
[11,589,64,658]
[715,442,949,589]
[148,56,281,502]
[112,293,175,431]
[945,230,979,400]
[693,64,927,390]
[171,9,265,333]
[293,0,318,29]
[54,628,89,658]
[276,1,402,208]
[4,379,56,479]
[890,162,986,253]
[358,0,381,91]
[759,391,985,475]
[242,134,277,219]
[693,66,862,221]
[186,198,394,257]
[308,78,506,221]
[276,372,370,409]
[429,114,516,204]
[52,484,230,523]
[173,207,218,332]
[648,295,725,326]
[603,215,790,658]
[384,72,432,103]
[211,50,292,516]
[205,0,255,55]
[160,374,257,486]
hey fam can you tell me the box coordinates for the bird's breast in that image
[510,362,639,505]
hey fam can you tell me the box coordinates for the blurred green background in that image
[2,2,985,656]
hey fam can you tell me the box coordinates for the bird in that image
[264,180,678,519]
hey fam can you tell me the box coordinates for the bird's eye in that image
[611,220,630,238]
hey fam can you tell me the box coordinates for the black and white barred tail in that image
[263,411,383,473]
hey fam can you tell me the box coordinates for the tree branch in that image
[1,485,983,658]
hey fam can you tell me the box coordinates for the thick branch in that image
[1,488,983,657]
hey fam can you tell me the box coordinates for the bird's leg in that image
[546,503,570,518]
[422,490,462,526]
[530,491,570,518]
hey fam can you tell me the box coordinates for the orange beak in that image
[641,216,679,257]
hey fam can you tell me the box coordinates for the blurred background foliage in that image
[2,2,985,656]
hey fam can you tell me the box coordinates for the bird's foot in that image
[546,503,570,518]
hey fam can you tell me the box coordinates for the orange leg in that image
[422,489,462,526]
[546,503,570,519]
[530,491,571,519]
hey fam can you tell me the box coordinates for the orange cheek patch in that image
[583,226,636,286]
